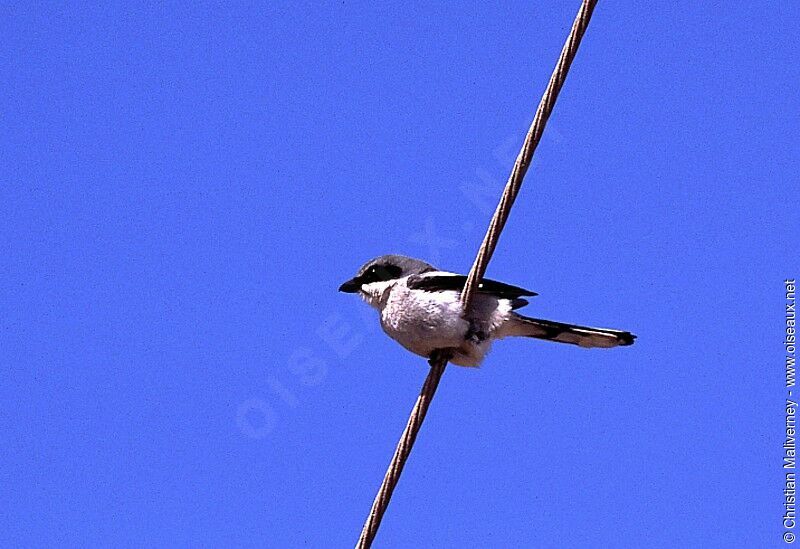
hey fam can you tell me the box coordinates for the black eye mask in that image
[362,264,403,284]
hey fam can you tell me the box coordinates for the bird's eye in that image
[360,264,402,284]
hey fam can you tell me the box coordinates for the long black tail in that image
[507,313,636,349]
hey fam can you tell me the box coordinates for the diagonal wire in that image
[460,0,599,313]
[356,1,599,547]
[355,350,449,549]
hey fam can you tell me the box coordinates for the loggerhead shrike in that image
[339,254,635,367]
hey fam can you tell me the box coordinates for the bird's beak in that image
[338,278,360,293]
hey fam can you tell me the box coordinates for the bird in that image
[339,254,635,367]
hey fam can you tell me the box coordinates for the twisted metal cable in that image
[356,2,598,547]
[461,0,598,313]
[356,351,449,549]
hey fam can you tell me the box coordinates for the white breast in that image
[381,282,469,355]
[361,276,515,367]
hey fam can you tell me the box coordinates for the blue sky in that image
[2,2,798,547]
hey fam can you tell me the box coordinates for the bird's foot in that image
[428,348,455,366]
[465,322,488,345]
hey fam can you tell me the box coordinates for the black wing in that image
[407,273,537,300]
